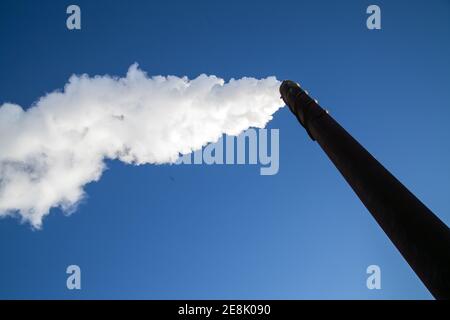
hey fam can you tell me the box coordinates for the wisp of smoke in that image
[0,64,283,228]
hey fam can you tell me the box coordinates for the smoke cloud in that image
[0,64,283,228]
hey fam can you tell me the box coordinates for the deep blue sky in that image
[1,0,449,299]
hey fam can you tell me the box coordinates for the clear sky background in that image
[0,0,449,299]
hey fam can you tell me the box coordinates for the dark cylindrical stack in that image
[280,80,450,299]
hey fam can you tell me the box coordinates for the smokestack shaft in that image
[280,81,450,299]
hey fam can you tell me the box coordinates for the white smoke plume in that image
[0,64,283,228]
